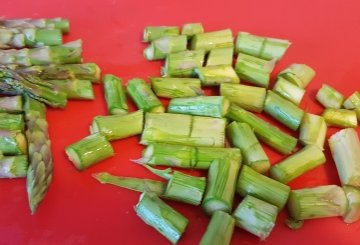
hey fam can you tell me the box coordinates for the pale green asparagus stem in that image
[206,48,233,66]
[144,35,187,60]
[181,23,204,38]
[195,65,240,86]
[0,113,24,131]
[273,77,305,105]
[103,74,128,114]
[278,64,315,88]
[316,84,344,109]
[342,185,360,223]
[143,26,180,42]
[0,155,28,178]
[343,92,360,109]
[299,113,327,150]
[322,108,357,128]
[150,77,203,98]
[190,29,233,52]
[0,18,70,33]
[161,50,205,77]
[0,130,27,155]
[46,79,94,100]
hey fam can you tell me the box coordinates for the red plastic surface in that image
[2,0,360,244]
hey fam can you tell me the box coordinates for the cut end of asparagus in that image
[202,199,230,215]
[342,185,360,223]
[316,84,345,109]
[65,147,82,170]
[322,108,358,128]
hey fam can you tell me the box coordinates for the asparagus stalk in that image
[264,91,304,131]
[181,23,204,38]
[0,18,70,33]
[235,53,275,87]
[316,84,344,109]
[190,116,227,147]
[220,83,266,112]
[287,185,347,221]
[199,210,235,245]
[299,113,327,150]
[342,185,360,223]
[0,27,62,49]
[194,65,240,86]
[161,50,205,77]
[103,74,128,115]
[227,122,270,173]
[143,26,180,42]
[235,32,291,61]
[206,48,233,67]
[127,78,165,113]
[23,96,52,213]
[273,77,305,105]
[233,195,278,240]
[196,146,241,170]
[0,155,28,178]
[202,158,241,215]
[65,133,114,171]
[0,130,27,155]
[150,77,203,98]
[46,79,94,100]
[168,96,230,118]
[278,64,315,88]
[135,191,189,245]
[270,145,326,184]
[144,35,187,60]
[322,108,357,128]
[0,113,24,131]
[0,40,82,66]
[0,96,22,113]
[328,128,360,187]
[343,91,360,109]
[237,165,290,210]
[90,110,144,141]
[190,29,233,52]
[226,104,297,154]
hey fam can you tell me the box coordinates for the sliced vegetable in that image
[343,91,360,109]
[103,74,128,115]
[181,23,204,38]
[144,35,187,60]
[206,47,233,66]
[0,155,28,178]
[273,77,305,105]
[151,77,202,98]
[161,50,205,77]
[0,113,24,131]
[194,65,240,86]
[190,29,233,51]
[322,108,357,128]
[143,26,180,42]
[0,130,27,155]
[0,18,70,33]
[342,185,360,223]
[47,79,94,100]
[278,64,315,88]
[316,84,344,109]
[299,113,327,150]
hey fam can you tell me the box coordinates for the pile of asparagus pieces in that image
[0,18,101,213]
[62,23,360,244]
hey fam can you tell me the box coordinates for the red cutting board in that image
[2,0,360,244]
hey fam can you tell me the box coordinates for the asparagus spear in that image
[161,50,205,77]
[190,29,233,52]
[144,35,187,60]
[181,23,204,38]
[299,113,327,150]
[322,108,358,128]
[342,185,360,223]
[194,65,240,86]
[343,91,360,109]
[0,18,70,33]
[103,74,128,115]
[0,113,24,131]
[206,48,233,66]
[273,77,305,105]
[0,155,28,178]
[0,95,23,113]
[150,77,203,98]
[46,79,94,100]
[316,84,344,109]
[0,130,27,155]
[143,26,180,42]
[278,64,315,88]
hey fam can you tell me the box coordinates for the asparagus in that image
[264,90,304,131]
[343,91,360,109]
[237,165,290,210]
[0,65,67,108]
[226,104,297,154]
[278,64,315,88]
[135,191,189,245]
[0,113,24,131]
[273,77,305,105]
[299,113,327,150]
[322,108,357,128]
[0,18,70,33]
[0,96,22,113]
[235,32,291,60]
[287,185,347,221]
[127,78,165,113]
[0,130,27,155]
[90,110,144,141]
[161,50,205,77]
[0,40,82,66]
[65,133,114,171]
[181,23,204,38]
[168,96,230,118]
[194,65,240,86]
[0,27,62,49]
[23,96,52,213]
[150,77,203,98]
[206,48,233,67]
[233,195,278,240]
[143,26,180,42]
[190,29,233,52]
[199,210,235,245]
[202,158,241,215]
[270,145,326,184]
[47,79,94,100]
[220,83,266,113]
[328,128,360,187]
[0,155,28,178]
[144,35,187,60]
[342,185,360,223]
[316,84,344,109]
[227,122,270,173]
[103,74,128,115]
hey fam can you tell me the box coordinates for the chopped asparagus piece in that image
[0,155,28,178]
[151,77,203,98]
[343,91,360,109]
[0,18,70,33]
[285,219,304,230]
[0,96,22,113]
[316,84,344,109]
[273,77,305,105]
[199,210,235,245]
[181,23,204,38]
[190,29,233,52]
[226,104,297,154]
[168,96,230,118]
[206,47,233,66]
[299,113,327,150]
[270,145,326,184]
[237,165,290,210]
[287,185,347,220]
[322,108,357,128]
[0,113,24,131]
[46,79,94,100]
[144,35,187,60]
[194,65,240,86]
[161,50,205,77]
[135,192,188,245]
[190,116,226,147]
[196,146,241,170]
[342,185,360,223]
[220,83,266,113]
[328,128,360,187]
[0,130,27,155]
[65,133,114,171]
[90,110,143,141]
[103,74,128,115]
[227,122,269,173]
[127,78,164,113]
[278,64,315,88]
[233,195,278,240]
[264,91,304,131]
[143,26,180,42]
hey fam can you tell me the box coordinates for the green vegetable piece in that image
[278,64,315,88]
[161,50,205,77]
[143,26,180,42]
[190,29,233,52]
[206,48,233,66]
[316,84,345,109]
[299,113,327,150]
[0,155,28,178]
[342,185,360,223]
[144,35,187,60]
[151,77,203,98]
[195,65,240,86]
[273,77,305,105]
[103,74,128,115]
[322,108,357,128]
